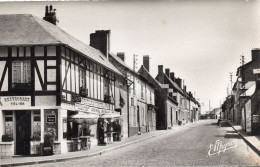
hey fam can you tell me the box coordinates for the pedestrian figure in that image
[98,121,106,144]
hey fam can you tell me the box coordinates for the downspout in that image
[127,83,130,137]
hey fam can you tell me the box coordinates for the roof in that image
[164,74,183,94]
[138,66,178,105]
[109,53,132,70]
[0,14,122,76]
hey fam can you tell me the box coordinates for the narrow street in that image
[30,120,260,167]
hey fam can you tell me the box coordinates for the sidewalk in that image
[0,122,197,167]
[228,121,260,156]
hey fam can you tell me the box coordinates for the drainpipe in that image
[127,83,130,137]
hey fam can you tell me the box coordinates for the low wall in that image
[0,142,14,158]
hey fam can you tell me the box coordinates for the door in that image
[171,108,173,126]
[16,110,31,155]
[137,106,140,133]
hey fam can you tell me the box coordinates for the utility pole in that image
[133,54,138,95]
[227,85,229,96]
[229,72,233,95]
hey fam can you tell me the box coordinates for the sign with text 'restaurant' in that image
[0,96,31,106]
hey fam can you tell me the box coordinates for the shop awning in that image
[70,113,99,124]
[100,114,121,119]
[71,113,99,119]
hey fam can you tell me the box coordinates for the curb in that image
[1,124,194,167]
[228,122,260,156]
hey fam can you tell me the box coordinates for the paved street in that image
[28,120,260,166]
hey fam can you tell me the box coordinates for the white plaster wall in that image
[47,46,56,57]
[0,47,8,57]
[35,96,56,106]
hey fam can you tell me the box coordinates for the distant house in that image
[155,66,200,129]
[232,49,260,135]
[106,41,157,136]
[209,108,221,119]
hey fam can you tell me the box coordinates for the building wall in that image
[0,44,122,156]
[114,77,128,138]
[166,100,178,128]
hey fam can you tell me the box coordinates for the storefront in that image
[0,95,60,157]
[61,97,121,152]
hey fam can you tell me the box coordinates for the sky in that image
[0,0,260,113]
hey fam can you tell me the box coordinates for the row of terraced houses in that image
[221,49,260,135]
[0,6,200,157]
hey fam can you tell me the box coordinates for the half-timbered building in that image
[0,11,124,157]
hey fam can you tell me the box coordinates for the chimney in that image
[90,30,111,58]
[143,55,150,72]
[43,5,57,25]
[170,72,175,82]
[251,49,260,61]
[158,65,163,74]
[184,85,187,92]
[175,78,182,89]
[165,68,170,78]
[117,52,125,62]
[157,65,164,84]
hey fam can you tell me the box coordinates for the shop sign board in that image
[0,96,31,106]
[79,97,110,110]
[46,114,56,123]
[75,103,115,115]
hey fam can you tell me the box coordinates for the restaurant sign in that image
[0,96,31,106]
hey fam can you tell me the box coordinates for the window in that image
[131,97,134,106]
[12,61,31,89]
[141,84,144,99]
[150,90,152,103]
[4,111,13,140]
[79,68,86,88]
[32,110,41,141]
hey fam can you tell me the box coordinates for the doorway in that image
[16,110,31,155]
[137,106,140,133]
[171,108,173,126]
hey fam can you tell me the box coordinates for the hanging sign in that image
[46,115,56,123]
[0,96,31,106]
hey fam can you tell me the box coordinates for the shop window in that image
[32,110,41,141]
[12,61,31,89]
[3,111,13,141]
